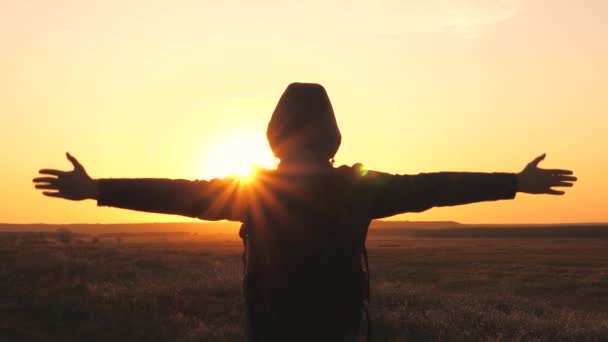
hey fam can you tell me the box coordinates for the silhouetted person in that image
[33,83,576,341]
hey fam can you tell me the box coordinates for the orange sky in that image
[1,0,607,224]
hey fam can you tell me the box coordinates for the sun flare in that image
[201,132,275,180]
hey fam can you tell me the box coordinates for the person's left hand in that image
[516,154,577,195]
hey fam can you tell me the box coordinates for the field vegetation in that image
[1,223,607,341]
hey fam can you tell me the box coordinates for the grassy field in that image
[1,224,607,341]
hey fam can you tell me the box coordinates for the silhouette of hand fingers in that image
[556,175,577,182]
[33,177,59,184]
[545,169,574,175]
[42,191,63,198]
[526,153,546,169]
[38,169,67,177]
[66,152,84,171]
[35,184,59,190]
[34,174,63,195]
[34,153,95,201]
[517,154,577,195]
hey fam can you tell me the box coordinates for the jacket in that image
[97,162,517,340]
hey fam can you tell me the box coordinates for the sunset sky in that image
[2,0,606,224]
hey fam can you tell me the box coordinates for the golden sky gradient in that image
[2,0,607,224]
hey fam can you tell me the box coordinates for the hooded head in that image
[266,83,341,162]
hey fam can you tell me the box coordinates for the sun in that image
[201,132,275,180]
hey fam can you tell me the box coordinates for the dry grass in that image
[367,237,608,341]
[1,229,607,341]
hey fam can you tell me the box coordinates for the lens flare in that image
[200,132,275,180]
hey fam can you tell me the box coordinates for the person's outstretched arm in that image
[32,153,248,221]
[363,154,576,219]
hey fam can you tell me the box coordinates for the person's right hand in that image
[33,152,98,201]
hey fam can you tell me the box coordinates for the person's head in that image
[267,83,341,165]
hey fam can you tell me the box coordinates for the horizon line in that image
[1,221,608,226]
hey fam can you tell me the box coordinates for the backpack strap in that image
[239,223,249,274]
[362,245,372,342]
[239,223,256,341]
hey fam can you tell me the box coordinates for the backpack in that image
[238,169,372,341]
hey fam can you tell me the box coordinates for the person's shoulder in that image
[335,163,361,171]
[249,165,280,183]
[334,163,368,178]
[334,163,395,182]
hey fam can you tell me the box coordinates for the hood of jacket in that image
[266,83,341,161]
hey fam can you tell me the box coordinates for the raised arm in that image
[33,153,248,221]
[363,154,576,219]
